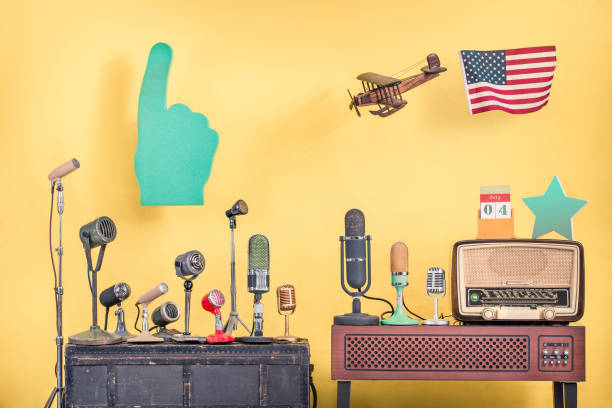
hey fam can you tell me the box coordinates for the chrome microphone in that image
[422,267,450,326]
[275,284,299,342]
[152,301,181,340]
[241,234,272,343]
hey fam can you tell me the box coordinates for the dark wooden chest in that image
[65,341,310,407]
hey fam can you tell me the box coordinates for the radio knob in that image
[482,308,496,320]
[556,360,561,365]
[543,360,548,365]
[553,349,560,355]
[543,349,549,355]
[563,360,568,366]
[563,349,569,356]
[542,309,556,320]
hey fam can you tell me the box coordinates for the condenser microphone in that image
[381,242,418,325]
[334,209,378,326]
[136,283,168,306]
[423,267,449,326]
[99,283,131,308]
[275,285,299,342]
[344,209,366,289]
[225,199,248,217]
[247,234,270,294]
[241,234,272,343]
[48,158,80,181]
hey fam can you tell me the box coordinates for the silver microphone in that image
[422,267,449,326]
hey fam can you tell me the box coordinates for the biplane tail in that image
[421,53,447,74]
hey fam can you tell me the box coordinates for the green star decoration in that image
[522,176,587,240]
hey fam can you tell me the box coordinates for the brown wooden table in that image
[331,325,584,408]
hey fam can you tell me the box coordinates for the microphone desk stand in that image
[223,215,250,335]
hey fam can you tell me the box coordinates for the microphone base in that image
[206,332,235,344]
[381,310,419,326]
[334,313,379,326]
[68,326,122,345]
[172,334,207,343]
[127,332,164,343]
[422,319,450,326]
[153,328,181,341]
[240,336,273,344]
[274,335,300,343]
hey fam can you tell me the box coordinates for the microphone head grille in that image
[114,282,130,301]
[344,209,365,236]
[189,252,205,271]
[390,242,409,273]
[208,289,225,308]
[163,302,180,320]
[96,216,117,242]
[249,234,270,270]
[426,267,446,294]
[277,285,296,313]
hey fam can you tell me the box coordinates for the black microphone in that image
[334,209,379,326]
[344,209,367,289]
[99,283,131,308]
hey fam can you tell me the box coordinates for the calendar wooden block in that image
[477,209,515,239]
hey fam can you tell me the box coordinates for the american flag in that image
[459,46,556,114]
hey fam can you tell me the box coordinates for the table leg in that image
[553,382,564,408]
[563,383,577,408]
[337,381,351,408]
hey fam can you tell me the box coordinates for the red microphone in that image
[201,290,234,343]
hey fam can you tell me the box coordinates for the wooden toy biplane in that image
[348,53,447,118]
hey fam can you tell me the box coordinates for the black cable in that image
[402,300,426,320]
[104,307,110,331]
[87,268,93,294]
[309,364,317,408]
[380,310,393,319]
[362,294,395,314]
[49,182,58,321]
[134,304,141,333]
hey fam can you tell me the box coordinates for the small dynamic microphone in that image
[242,234,272,343]
[275,285,299,342]
[48,158,80,181]
[175,250,205,280]
[128,283,169,343]
[423,267,449,326]
[201,290,234,343]
[99,283,131,308]
[136,283,168,306]
[381,242,418,325]
[79,217,117,250]
[152,301,180,327]
[344,209,366,289]
[334,209,378,325]
[225,199,248,217]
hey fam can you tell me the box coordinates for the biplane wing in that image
[369,97,407,117]
[357,72,401,86]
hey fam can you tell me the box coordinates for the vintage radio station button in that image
[563,361,568,365]
[543,360,548,365]
[553,349,559,355]
[563,349,569,356]
[543,349,549,355]
[556,360,561,365]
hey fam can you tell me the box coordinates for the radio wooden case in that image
[451,239,584,322]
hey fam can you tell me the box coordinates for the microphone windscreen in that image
[136,283,168,305]
[248,234,270,270]
[48,158,80,180]
[345,209,365,236]
[390,242,409,273]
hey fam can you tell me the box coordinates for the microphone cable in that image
[402,301,426,321]
[134,304,141,333]
[48,182,58,323]
[309,364,317,408]
[103,307,110,331]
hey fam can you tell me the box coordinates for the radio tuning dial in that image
[542,308,556,320]
[482,308,496,320]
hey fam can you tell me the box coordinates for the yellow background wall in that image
[2,1,610,406]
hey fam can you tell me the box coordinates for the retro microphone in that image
[381,242,419,325]
[45,158,80,408]
[69,216,121,345]
[241,234,273,343]
[201,290,234,343]
[128,283,168,342]
[334,209,379,325]
[151,301,181,340]
[275,285,300,342]
[99,282,133,340]
[173,250,207,342]
[422,267,450,326]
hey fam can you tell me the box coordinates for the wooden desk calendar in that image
[477,186,515,238]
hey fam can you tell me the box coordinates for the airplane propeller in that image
[347,89,361,117]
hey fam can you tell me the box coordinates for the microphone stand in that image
[45,181,64,408]
[224,216,250,335]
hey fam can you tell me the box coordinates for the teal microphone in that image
[381,242,419,325]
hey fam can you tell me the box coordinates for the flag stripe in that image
[471,100,549,115]
[470,94,549,105]
[469,89,550,99]
[505,46,556,55]
[506,56,556,65]
[507,72,555,80]
[471,97,549,110]
[506,62,557,70]
[506,66,556,75]
[505,51,556,60]
[467,81,553,91]
[507,76,554,85]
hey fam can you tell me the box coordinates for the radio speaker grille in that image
[345,335,529,371]
[461,246,574,285]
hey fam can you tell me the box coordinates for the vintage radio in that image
[451,239,584,322]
